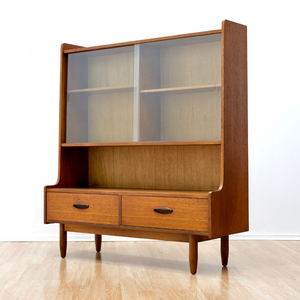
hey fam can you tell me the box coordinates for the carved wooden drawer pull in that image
[153,207,173,214]
[73,202,89,209]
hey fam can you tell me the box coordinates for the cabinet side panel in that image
[210,20,248,238]
[44,43,85,223]
[59,147,89,187]
[89,145,221,191]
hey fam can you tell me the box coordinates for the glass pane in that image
[139,34,222,142]
[66,46,135,143]
[65,34,221,144]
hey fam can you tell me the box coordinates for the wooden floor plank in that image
[0,240,299,300]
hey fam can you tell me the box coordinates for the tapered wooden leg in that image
[189,235,198,275]
[60,224,67,258]
[95,234,102,252]
[221,235,229,267]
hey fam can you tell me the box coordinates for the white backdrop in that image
[0,0,299,241]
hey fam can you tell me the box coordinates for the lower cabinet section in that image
[47,192,119,225]
[47,191,208,232]
[122,195,208,232]
[46,189,215,275]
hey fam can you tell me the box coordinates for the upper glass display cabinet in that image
[66,33,221,144]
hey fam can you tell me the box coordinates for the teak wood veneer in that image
[44,20,248,274]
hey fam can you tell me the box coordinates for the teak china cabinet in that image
[44,20,248,274]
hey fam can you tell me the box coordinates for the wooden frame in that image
[44,20,248,275]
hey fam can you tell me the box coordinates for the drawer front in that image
[47,192,119,225]
[122,196,208,232]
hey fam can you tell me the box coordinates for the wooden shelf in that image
[61,141,221,147]
[68,86,134,95]
[67,85,220,96]
[140,84,221,95]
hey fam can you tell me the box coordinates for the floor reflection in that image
[220,267,229,298]
[95,252,102,262]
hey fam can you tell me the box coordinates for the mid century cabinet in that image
[44,20,248,274]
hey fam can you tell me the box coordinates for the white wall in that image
[0,0,299,241]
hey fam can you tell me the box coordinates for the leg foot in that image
[95,234,102,252]
[221,235,229,267]
[60,224,67,258]
[189,235,198,275]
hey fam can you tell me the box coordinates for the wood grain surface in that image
[0,241,299,300]
[122,196,208,232]
[47,192,119,225]
[88,145,221,191]
[210,20,248,238]
[47,187,211,198]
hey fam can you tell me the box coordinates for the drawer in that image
[122,196,208,232]
[47,192,119,225]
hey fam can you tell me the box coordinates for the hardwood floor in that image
[0,240,299,299]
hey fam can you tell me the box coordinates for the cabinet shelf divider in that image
[68,85,134,95]
[140,84,221,96]
[61,141,221,147]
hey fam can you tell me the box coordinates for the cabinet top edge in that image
[64,29,222,54]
